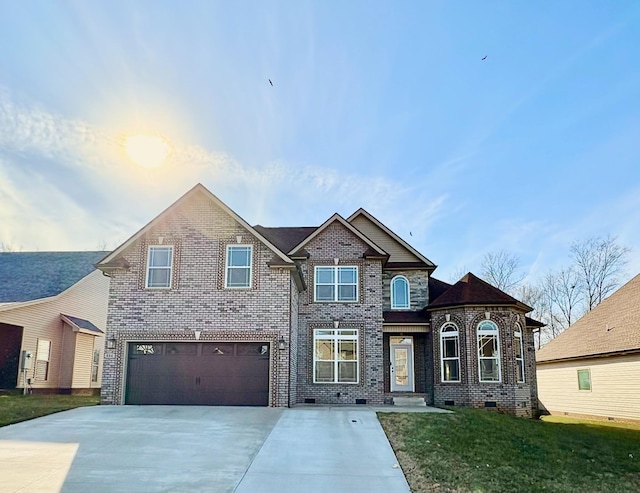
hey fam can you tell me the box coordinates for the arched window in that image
[440,322,460,382]
[477,320,501,382]
[391,276,410,309]
[514,324,525,383]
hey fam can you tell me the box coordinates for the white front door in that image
[390,336,414,392]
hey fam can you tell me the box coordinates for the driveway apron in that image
[0,406,409,493]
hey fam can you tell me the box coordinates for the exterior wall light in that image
[106,338,117,349]
[278,337,286,350]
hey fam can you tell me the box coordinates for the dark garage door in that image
[125,342,270,406]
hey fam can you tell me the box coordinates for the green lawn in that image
[0,394,99,427]
[379,407,640,493]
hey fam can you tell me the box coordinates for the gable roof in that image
[97,183,294,269]
[61,314,104,335]
[253,226,317,254]
[428,272,532,312]
[347,208,436,268]
[0,252,107,303]
[286,213,388,257]
[537,273,640,363]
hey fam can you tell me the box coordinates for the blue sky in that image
[1,1,639,283]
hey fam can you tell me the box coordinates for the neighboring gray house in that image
[97,184,541,416]
[0,252,110,393]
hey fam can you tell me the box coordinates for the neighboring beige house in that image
[537,273,640,421]
[97,183,541,416]
[0,252,110,394]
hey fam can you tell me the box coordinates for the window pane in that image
[517,361,525,383]
[228,267,250,287]
[339,330,357,336]
[578,369,591,390]
[392,277,409,308]
[442,323,457,333]
[479,335,497,357]
[315,340,334,360]
[149,247,172,267]
[338,267,356,284]
[480,359,499,381]
[316,362,334,382]
[443,337,458,358]
[338,285,356,301]
[443,360,460,381]
[338,341,357,360]
[316,285,335,301]
[316,268,334,284]
[315,330,334,336]
[228,246,251,266]
[148,269,171,288]
[338,362,357,382]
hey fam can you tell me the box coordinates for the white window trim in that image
[225,244,253,289]
[440,322,461,383]
[390,275,410,309]
[514,325,525,383]
[145,245,174,289]
[314,266,359,302]
[477,320,502,383]
[313,329,359,384]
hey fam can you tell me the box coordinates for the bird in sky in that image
[269,79,273,86]
[481,55,488,60]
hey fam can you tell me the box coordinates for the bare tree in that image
[570,236,629,310]
[480,250,524,293]
[543,268,583,328]
[447,265,470,284]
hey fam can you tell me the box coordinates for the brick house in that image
[97,184,541,416]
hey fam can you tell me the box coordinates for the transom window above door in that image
[226,245,253,288]
[314,266,358,302]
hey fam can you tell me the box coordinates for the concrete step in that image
[392,396,426,407]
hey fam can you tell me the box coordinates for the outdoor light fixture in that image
[278,337,286,350]
[106,338,117,349]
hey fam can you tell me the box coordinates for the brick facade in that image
[99,184,539,417]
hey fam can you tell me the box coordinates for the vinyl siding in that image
[72,333,94,388]
[58,326,76,388]
[350,216,420,263]
[0,270,109,390]
[537,354,640,421]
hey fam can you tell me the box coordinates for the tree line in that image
[474,236,629,347]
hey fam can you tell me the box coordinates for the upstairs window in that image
[313,329,359,383]
[226,245,253,288]
[146,246,173,289]
[314,266,358,302]
[391,276,410,309]
[514,325,525,383]
[477,320,501,382]
[440,322,460,382]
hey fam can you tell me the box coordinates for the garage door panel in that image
[125,342,270,406]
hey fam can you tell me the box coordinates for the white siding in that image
[0,270,109,390]
[72,333,94,388]
[537,354,640,421]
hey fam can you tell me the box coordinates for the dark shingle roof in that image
[253,226,317,254]
[428,277,452,303]
[0,252,108,302]
[61,314,104,334]
[537,273,640,362]
[428,272,532,311]
[383,311,430,324]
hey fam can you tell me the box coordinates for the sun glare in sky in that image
[125,134,170,168]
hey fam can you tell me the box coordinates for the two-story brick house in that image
[97,183,541,417]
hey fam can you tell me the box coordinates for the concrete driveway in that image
[0,406,410,493]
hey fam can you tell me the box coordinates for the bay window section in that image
[477,320,501,382]
[440,322,460,382]
[314,329,359,383]
[515,325,525,383]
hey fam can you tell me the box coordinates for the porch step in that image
[392,396,426,407]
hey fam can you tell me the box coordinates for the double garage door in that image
[125,342,270,406]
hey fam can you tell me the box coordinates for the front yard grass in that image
[0,394,99,427]
[378,407,640,493]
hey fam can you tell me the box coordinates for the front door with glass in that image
[390,336,414,392]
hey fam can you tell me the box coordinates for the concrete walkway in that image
[0,405,423,493]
